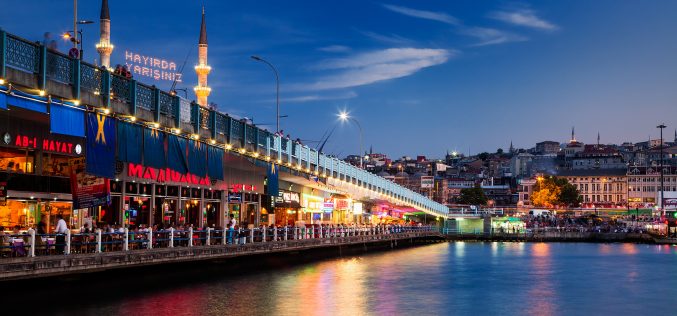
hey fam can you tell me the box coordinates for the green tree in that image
[559,182,582,207]
[458,186,488,205]
[478,152,490,161]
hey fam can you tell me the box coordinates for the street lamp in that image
[62,20,93,60]
[338,111,364,169]
[657,123,667,218]
[251,55,280,134]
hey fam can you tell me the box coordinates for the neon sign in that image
[125,50,182,83]
[128,163,210,186]
[12,133,82,155]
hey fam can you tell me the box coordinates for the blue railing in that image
[0,29,448,216]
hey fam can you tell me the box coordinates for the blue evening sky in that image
[2,1,676,158]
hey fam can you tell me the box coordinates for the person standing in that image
[54,214,68,254]
[227,214,236,244]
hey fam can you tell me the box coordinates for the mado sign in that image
[125,50,182,83]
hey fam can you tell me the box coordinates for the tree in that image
[496,148,504,155]
[559,183,583,207]
[478,152,490,161]
[530,176,582,208]
[458,186,488,205]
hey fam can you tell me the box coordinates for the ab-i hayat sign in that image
[124,50,182,83]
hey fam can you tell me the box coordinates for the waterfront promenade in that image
[0,225,441,281]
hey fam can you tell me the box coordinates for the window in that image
[0,148,35,174]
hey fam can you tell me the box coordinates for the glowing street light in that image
[338,111,364,169]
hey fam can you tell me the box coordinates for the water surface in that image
[47,242,677,315]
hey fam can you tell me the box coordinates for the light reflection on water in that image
[64,243,677,316]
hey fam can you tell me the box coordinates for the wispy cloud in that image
[359,30,414,45]
[281,91,358,103]
[461,27,528,46]
[382,4,460,25]
[294,48,454,91]
[489,9,558,30]
[318,45,351,53]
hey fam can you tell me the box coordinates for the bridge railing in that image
[0,29,447,217]
[0,225,437,258]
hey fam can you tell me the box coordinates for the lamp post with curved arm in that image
[338,111,364,169]
[251,55,280,134]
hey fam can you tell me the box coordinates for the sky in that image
[2,1,677,158]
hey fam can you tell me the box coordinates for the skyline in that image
[1,1,676,158]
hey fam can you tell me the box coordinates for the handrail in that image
[0,225,438,259]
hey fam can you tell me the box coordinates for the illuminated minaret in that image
[194,7,212,107]
[96,0,114,68]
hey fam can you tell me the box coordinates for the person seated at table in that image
[0,226,9,257]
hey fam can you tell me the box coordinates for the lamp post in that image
[251,55,280,134]
[62,20,93,60]
[658,123,666,217]
[338,111,364,169]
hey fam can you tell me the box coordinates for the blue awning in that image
[6,94,47,113]
[50,103,85,137]
[0,93,6,110]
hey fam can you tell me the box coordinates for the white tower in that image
[194,7,212,107]
[96,0,114,68]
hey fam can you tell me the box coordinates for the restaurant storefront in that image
[0,106,85,231]
[112,162,226,228]
[273,189,301,226]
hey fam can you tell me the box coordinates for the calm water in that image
[44,242,677,316]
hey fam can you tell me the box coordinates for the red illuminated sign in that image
[13,133,81,155]
[128,163,211,186]
[230,183,257,193]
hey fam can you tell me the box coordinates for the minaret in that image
[96,0,114,68]
[509,141,514,153]
[570,126,576,143]
[597,132,600,148]
[194,7,212,107]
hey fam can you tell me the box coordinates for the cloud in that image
[489,9,558,30]
[318,45,351,53]
[461,27,528,46]
[281,91,358,103]
[359,30,414,45]
[382,4,460,25]
[295,48,454,91]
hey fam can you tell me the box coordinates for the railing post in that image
[188,227,194,247]
[96,229,102,253]
[319,225,323,239]
[169,227,174,247]
[29,228,36,257]
[311,226,315,239]
[72,58,80,100]
[123,228,129,251]
[284,227,288,241]
[129,79,137,116]
[38,44,47,91]
[295,227,299,240]
[273,227,278,241]
[153,87,161,122]
[249,228,254,244]
[65,230,71,255]
[222,228,227,245]
[0,30,6,79]
[147,228,153,249]
[102,69,111,108]
[206,227,212,245]
[262,227,266,243]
